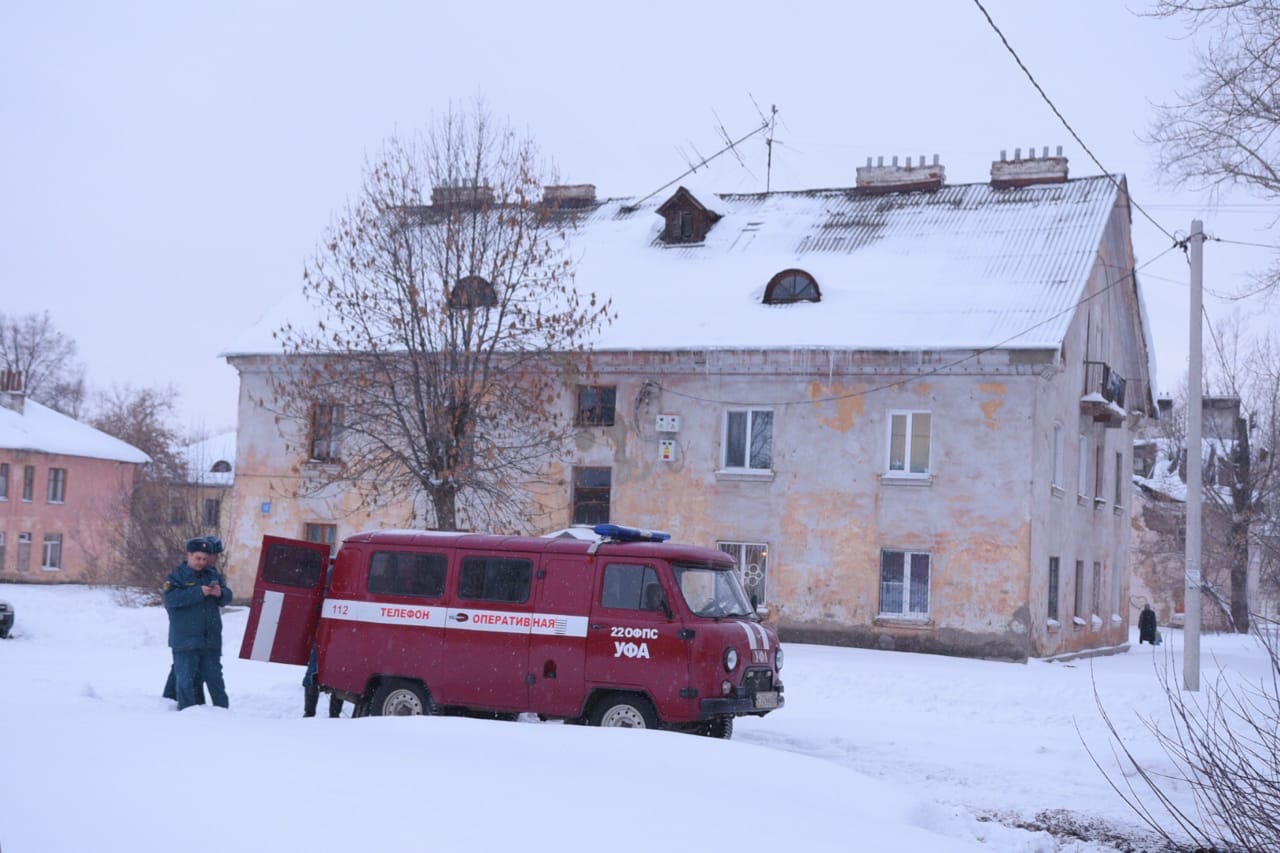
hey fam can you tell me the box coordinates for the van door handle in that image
[590,623,606,631]
[452,613,469,622]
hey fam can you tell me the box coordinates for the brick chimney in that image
[542,184,596,210]
[990,146,1068,188]
[0,369,24,414]
[855,155,945,195]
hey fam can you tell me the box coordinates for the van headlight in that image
[723,647,739,672]
[775,646,784,672]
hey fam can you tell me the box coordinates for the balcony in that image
[1082,361,1126,428]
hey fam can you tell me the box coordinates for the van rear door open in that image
[239,536,331,665]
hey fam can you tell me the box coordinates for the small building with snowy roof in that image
[223,148,1157,660]
[0,371,150,584]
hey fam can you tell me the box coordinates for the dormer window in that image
[764,269,820,304]
[655,186,721,245]
[210,460,232,473]
[449,275,497,309]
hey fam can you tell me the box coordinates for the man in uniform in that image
[163,537,232,709]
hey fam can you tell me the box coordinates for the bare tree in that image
[89,385,210,593]
[1145,0,1280,298]
[0,311,87,416]
[1088,617,1280,851]
[270,103,612,532]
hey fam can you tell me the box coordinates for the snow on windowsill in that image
[880,473,933,487]
[714,468,775,483]
[1110,614,1123,624]
[1046,619,1061,633]
[1072,616,1086,627]
[1090,614,1103,629]
[1050,484,1065,499]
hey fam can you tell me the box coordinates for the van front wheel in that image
[369,679,432,716]
[590,693,658,729]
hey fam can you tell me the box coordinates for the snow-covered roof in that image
[181,430,236,486]
[224,174,1125,358]
[0,399,150,464]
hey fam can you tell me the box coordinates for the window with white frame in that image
[718,541,769,604]
[17,532,31,572]
[722,409,773,471]
[887,411,931,475]
[1094,446,1105,503]
[42,533,62,570]
[47,468,66,503]
[879,549,930,617]
[1052,424,1065,489]
[1077,437,1089,498]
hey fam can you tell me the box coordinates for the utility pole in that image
[1184,220,1204,692]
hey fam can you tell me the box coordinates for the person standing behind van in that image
[161,537,224,704]
[163,537,232,709]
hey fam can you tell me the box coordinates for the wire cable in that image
[970,0,1182,248]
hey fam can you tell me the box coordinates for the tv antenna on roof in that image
[625,103,778,210]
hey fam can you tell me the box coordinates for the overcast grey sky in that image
[3,0,1275,432]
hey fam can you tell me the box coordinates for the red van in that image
[240,524,784,737]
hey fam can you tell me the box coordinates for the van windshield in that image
[672,563,754,618]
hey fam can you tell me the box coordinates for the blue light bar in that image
[593,523,671,543]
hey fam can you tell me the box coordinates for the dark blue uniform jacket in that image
[163,563,233,652]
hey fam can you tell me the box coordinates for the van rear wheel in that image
[590,693,658,729]
[369,679,432,716]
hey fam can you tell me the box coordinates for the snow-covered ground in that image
[0,583,1268,852]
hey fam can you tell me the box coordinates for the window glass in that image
[0,531,5,570]
[1052,425,1065,487]
[368,551,447,598]
[1073,560,1085,616]
[47,468,67,503]
[310,404,343,462]
[17,532,32,572]
[576,386,616,426]
[458,556,532,603]
[261,541,325,589]
[879,549,930,616]
[203,498,221,527]
[0,462,8,500]
[673,562,753,618]
[764,269,820,304]
[305,523,338,556]
[572,467,611,525]
[1048,557,1060,620]
[718,541,769,604]
[42,533,62,569]
[888,412,931,474]
[22,466,34,501]
[601,563,661,610]
[723,409,772,470]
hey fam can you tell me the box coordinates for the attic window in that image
[449,275,497,309]
[210,460,231,473]
[764,269,820,304]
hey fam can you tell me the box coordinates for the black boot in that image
[304,684,319,717]
[328,695,344,718]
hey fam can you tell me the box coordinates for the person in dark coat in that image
[1138,603,1158,645]
[162,537,223,704]
[163,537,233,709]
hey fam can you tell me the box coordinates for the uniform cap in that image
[185,537,213,554]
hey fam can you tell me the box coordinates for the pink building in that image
[0,376,149,584]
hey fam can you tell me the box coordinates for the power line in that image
[970,0,1181,248]
[656,245,1180,410]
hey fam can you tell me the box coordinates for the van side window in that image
[368,551,447,597]
[458,556,532,604]
[602,563,662,611]
[262,541,326,589]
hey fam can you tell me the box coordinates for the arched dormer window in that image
[764,269,820,304]
[210,460,232,473]
[448,275,497,309]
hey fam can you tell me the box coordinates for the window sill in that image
[1112,505,1125,517]
[874,615,933,629]
[1076,494,1089,507]
[1110,614,1123,624]
[1093,498,1107,510]
[1047,619,1061,633]
[48,500,64,506]
[40,566,61,572]
[880,473,933,487]
[1072,616,1086,627]
[1050,484,1065,499]
[714,469,774,483]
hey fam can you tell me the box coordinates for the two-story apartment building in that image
[223,149,1156,660]
[0,372,150,583]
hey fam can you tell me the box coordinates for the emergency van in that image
[240,524,784,737]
